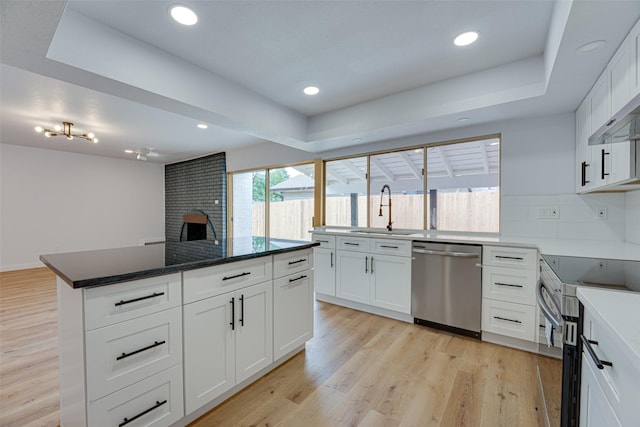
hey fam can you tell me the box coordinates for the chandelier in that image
[34,121,99,143]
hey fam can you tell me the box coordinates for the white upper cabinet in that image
[576,99,595,192]
[590,73,610,134]
[629,19,640,99]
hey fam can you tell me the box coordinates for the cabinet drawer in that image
[483,246,538,270]
[87,364,184,427]
[273,249,313,279]
[183,257,272,304]
[84,274,181,331]
[337,235,371,253]
[482,266,536,305]
[481,299,536,341]
[371,238,411,257]
[312,233,336,248]
[85,307,182,401]
[273,270,314,360]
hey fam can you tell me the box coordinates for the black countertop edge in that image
[41,242,319,289]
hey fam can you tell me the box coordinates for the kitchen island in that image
[41,237,318,427]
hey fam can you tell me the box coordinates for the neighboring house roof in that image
[270,174,315,191]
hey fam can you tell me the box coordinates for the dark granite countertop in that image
[40,237,319,289]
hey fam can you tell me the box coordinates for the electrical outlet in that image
[596,207,607,220]
[550,207,559,218]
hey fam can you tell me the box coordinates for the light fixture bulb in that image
[44,131,51,137]
[454,31,478,46]
[170,5,198,25]
[92,138,99,143]
[67,135,73,141]
[34,126,43,133]
[304,86,320,95]
[125,149,134,154]
[87,132,95,139]
[54,125,62,131]
[197,123,208,129]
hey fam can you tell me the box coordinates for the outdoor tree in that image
[253,170,288,202]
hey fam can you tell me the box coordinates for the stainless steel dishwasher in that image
[411,241,482,338]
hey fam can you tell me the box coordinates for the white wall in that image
[0,144,165,271]
[626,190,640,244]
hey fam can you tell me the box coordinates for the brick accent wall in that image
[165,152,226,242]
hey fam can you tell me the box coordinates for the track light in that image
[34,121,99,143]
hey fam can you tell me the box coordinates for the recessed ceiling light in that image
[304,86,320,96]
[454,31,478,47]
[353,137,362,142]
[197,123,208,129]
[170,5,198,26]
[456,117,470,122]
[576,40,606,54]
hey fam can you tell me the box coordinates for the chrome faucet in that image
[379,184,392,231]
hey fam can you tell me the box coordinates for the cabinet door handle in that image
[581,161,590,186]
[606,118,616,127]
[330,251,334,268]
[116,340,166,361]
[495,282,523,288]
[365,256,369,273]
[114,292,164,307]
[494,316,522,324]
[223,272,251,281]
[601,149,610,179]
[581,335,612,369]
[315,239,329,243]
[239,294,244,327]
[288,258,307,265]
[289,275,307,284]
[119,399,167,427]
[230,297,235,330]
[380,245,399,249]
[370,256,374,274]
[495,255,523,261]
[344,242,360,246]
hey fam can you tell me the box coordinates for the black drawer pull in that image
[223,272,251,281]
[289,275,307,283]
[380,245,399,249]
[239,295,244,327]
[494,316,522,324]
[288,259,307,265]
[495,255,523,261]
[119,399,167,427]
[581,335,612,369]
[230,297,235,330]
[495,282,524,288]
[116,340,166,361]
[114,292,164,307]
[315,239,329,243]
[344,242,360,246]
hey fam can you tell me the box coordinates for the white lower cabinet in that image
[336,250,370,304]
[183,281,273,415]
[580,353,621,427]
[88,364,184,427]
[313,247,336,295]
[369,254,411,313]
[274,270,314,360]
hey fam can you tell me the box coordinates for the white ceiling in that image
[1,0,640,164]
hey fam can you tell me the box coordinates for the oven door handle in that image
[536,280,562,329]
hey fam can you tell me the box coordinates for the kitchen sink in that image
[349,228,415,236]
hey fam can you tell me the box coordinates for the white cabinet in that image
[273,270,314,360]
[576,98,595,192]
[630,19,640,98]
[590,73,610,133]
[590,141,638,188]
[183,281,272,415]
[57,274,184,427]
[312,233,336,296]
[335,235,411,315]
[579,353,622,427]
[481,245,538,344]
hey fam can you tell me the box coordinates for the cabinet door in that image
[580,353,622,427]
[590,144,611,187]
[273,271,314,360]
[370,254,411,314]
[576,99,594,193]
[629,18,640,99]
[183,293,235,415]
[234,281,273,384]
[590,73,610,134]
[313,248,335,296]
[609,42,632,115]
[609,141,636,184]
[336,250,370,304]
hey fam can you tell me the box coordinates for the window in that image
[426,138,500,233]
[324,157,368,227]
[322,135,500,233]
[230,163,315,242]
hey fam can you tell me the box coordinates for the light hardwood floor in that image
[1,268,560,426]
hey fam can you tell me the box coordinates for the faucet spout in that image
[379,185,393,231]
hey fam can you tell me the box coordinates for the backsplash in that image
[501,193,627,242]
[626,190,640,245]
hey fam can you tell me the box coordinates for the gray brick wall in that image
[165,152,226,242]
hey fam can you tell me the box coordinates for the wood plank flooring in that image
[0,268,561,427]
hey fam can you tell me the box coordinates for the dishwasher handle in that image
[412,248,480,258]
